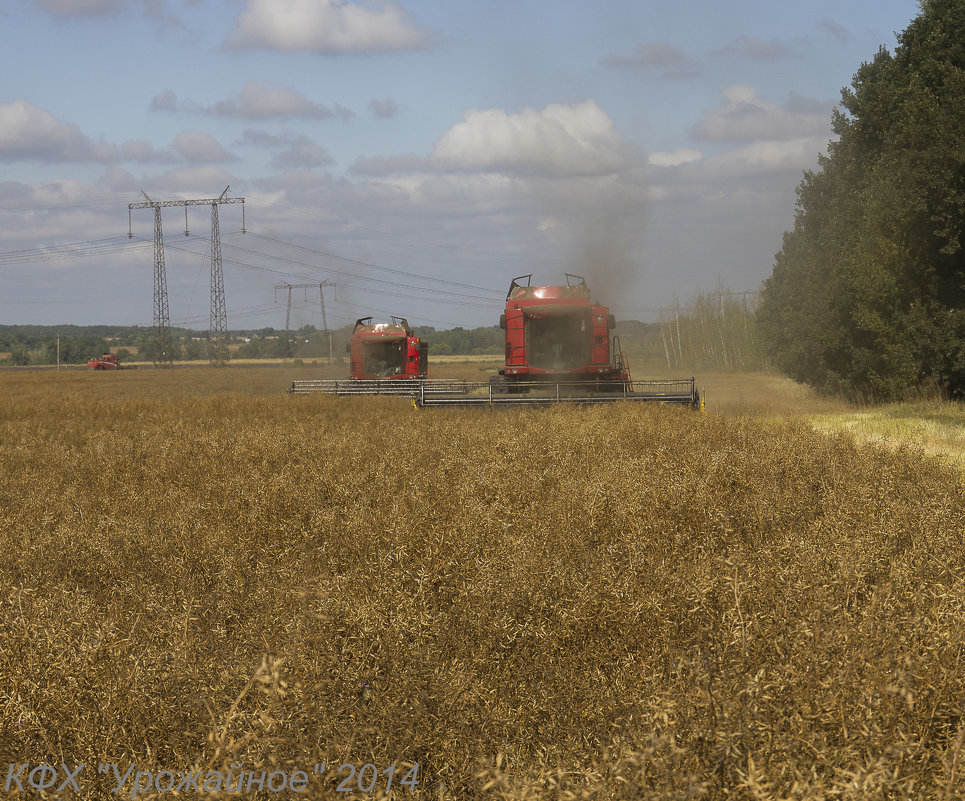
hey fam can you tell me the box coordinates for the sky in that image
[0,0,922,331]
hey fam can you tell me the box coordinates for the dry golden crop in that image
[1,367,965,800]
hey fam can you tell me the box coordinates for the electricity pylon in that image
[274,281,336,364]
[129,187,245,367]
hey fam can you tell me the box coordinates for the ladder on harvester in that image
[612,335,632,389]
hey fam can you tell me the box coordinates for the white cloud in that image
[137,166,238,196]
[0,101,237,167]
[211,82,340,120]
[99,167,138,193]
[644,136,829,204]
[0,100,98,162]
[702,137,830,177]
[150,90,179,112]
[226,0,434,54]
[429,100,630,177]
[236,130,333,168]
[271,139,333,169]
[118,140,177,164]
[649,148,702,167]
[693,85,832,142]
[172,131,237,163]
[369,98,399,119]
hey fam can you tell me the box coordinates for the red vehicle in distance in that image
[87,353,123,370]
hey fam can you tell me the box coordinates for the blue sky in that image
[0,0,920,330]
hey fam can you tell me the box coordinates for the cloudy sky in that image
[0,0,919,330]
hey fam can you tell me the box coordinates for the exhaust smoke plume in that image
[560,181,648,311]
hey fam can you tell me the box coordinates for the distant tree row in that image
[1,334,112,366]
[0,324,151,351]
[659,289,763,371]
[0,323,508,365]
[2,318,728,368]
[756,0,965,399]
[412,325,503,356]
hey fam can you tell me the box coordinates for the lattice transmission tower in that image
[129,187,245,367]
[275,281,336,364]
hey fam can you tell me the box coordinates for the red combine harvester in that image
[288,316,441,395]
[409,275,700,407]
[288,284,700,407]
[87,353,122,370]
[493,273,629,392]
[349,316,427,379]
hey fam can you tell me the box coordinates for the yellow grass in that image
[2,367,965,799]
[807,403,965,474]
[637,363,965,469]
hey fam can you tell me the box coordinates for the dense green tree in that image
[182,337,205,361]
[757,0,965,398]
[8,344,30,366]
[43,335,111,365]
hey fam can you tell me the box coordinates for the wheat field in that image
[2,367,965,799]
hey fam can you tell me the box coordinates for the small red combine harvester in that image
[87,353,123,370]
[289,278,700,407]
[349,316,427,380]
[290,317,460,396]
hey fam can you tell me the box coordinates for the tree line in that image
[0,316,762,369]
[0,323,507,366]
[756,0,965,400]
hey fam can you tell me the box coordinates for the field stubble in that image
[1,367,965,799]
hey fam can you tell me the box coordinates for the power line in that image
[142,235,497,308]
[262,199,547,269]
[0,237,142,265]
[0,196,123,215]
[244,231,503,297]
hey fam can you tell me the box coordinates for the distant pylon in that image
[129,187,245,368]
[209,201,228,367]
[274,280,335,362]
[152,203,174,366]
